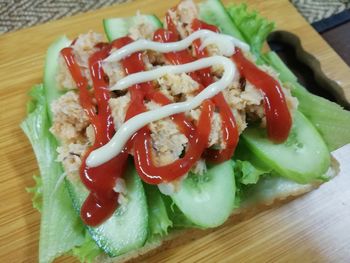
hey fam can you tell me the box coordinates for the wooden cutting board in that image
[0,0,349,262]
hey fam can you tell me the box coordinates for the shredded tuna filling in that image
[51,2,298,190]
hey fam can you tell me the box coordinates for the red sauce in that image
[165,11,179,40]
[232,48,292,142]
[113,37,150,119]
[153,28,202,84]
[112,36,208,184]
[147,92,194,137]
[154,18,239,164]
[60,15,291,226]
[60,48,95,120]
[61,46,128,226]
[134,100,213,184]
[191,18,291,144]
[191,19,239,163]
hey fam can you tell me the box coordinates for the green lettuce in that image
[162,195,197,229]
[144,184,173,239]
[72,233,102,263]
[234,160,268,185]
[225,2,350,151]
[21,84,85,263]
[233,160,271,208]
[26,175,43,212]
[264,51,350,151]
[226,4,274,55]
[23,2,350,262]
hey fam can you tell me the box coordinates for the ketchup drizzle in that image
[60,13,291,226]
[112,36,211,184]
[134,100,213,184]
[61,46,128,227]
[191,19,239,162]
[153,28,202,84]
[232,49,292,142]
[165,11,179,40]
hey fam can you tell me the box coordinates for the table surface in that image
[0,0,350,262]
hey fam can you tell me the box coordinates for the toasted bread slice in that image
[97,155,339,263]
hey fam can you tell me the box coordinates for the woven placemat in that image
[291,0,350,23]
[0,0,131,34]
[1,0,349,34]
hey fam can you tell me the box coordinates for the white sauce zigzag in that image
[86,30,248,167]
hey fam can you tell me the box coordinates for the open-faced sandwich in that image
[22,0,350,262]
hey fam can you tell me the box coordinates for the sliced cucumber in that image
[170,161,236,228]
[199,0,245,41]
[241,111,330,184]
[103,14,162,41]
[43,36,71,122]
[66,163,148,257]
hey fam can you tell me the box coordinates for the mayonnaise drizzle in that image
[105,30,249,63]
[111,56,234,91]
[86,30,248,167]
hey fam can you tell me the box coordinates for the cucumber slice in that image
[103,14,162,41]
[241,111,330,184]
[66,163,148,257]
[198,0,245,41]
[43,36,71,122]
[170,161,236,228]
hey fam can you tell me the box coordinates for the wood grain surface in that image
[0,0,349,262]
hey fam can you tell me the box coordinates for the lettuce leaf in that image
[233,160,271,208]
[224,3,350,152]
[234,160,269,185]
[72,233,102,263]
[226,4,274,55]
[292,83,350,151]
[162,195,197,229]
[21,84,85,263]
[264,51,350,151]
[144,184,172,239]
[26,175,43,212]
